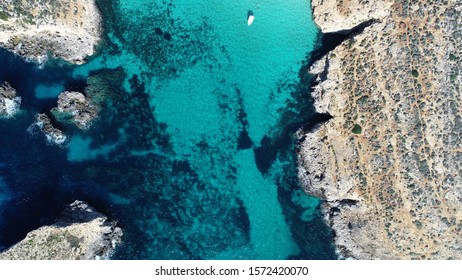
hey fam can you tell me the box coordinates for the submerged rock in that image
[35,113,67,145]
[0,82,21,118]
[0,200,122,260]
[0,0,102,64]
[52,91,98,130]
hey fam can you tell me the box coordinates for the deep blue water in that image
[0,0,336,259]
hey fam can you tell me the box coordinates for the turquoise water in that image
[75,0,333,259]
[0,0,336,259]
[34,83,65,99]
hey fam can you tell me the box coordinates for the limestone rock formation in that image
[0,200,122,260]
[52,91,98,130]
[0,0,102,64]
[299,0,462,259]
[35,113,67,145]
[0,82,20,118]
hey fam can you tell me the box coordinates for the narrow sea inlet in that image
[0,0,336,259]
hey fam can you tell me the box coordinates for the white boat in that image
[247,11,255,26]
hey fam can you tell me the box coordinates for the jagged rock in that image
[0,200,122,260]
[0,0,102,64]
[0,82,21,118]
[299,0,462,259]
[35,113,67,145]
[53,91,98,130]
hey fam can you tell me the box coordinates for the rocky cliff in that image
[299,0,462,259]
[0,201,122,260]
[0,0,102,64]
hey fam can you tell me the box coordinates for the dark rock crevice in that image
[296,113,333,144]
[336,199,360,207]
[301,112,333,133]
[307,19,379,68]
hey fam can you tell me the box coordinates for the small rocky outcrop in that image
[0,200,122,260]
[52,91,98,130]
[35,113,67,145]
[0,82,21,118]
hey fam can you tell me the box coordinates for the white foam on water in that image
[2,97,21,118]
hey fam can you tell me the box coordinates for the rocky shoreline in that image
[299,0,462,259]
[0,201,122,260]
[0,0,102,64]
